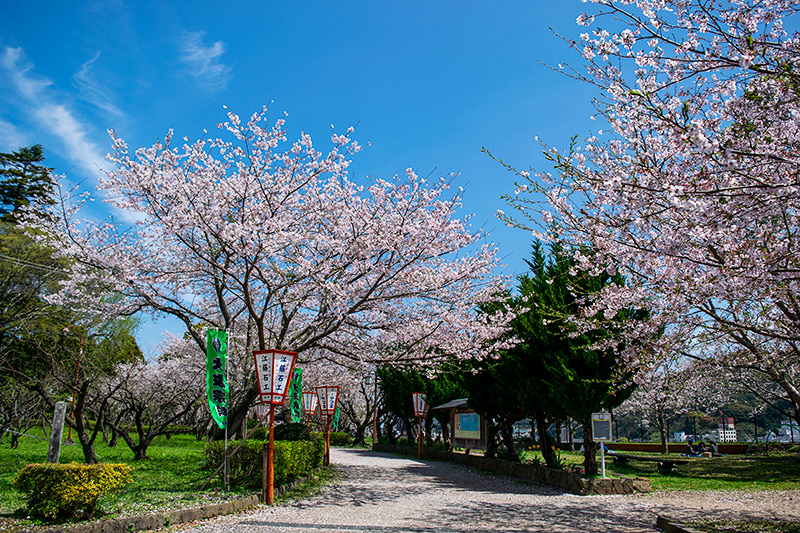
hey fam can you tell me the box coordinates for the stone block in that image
[632,477,652,493]
[180,507,203,523]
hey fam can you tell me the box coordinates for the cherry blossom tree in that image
[31,107,509,437]
[500,0,800,431]
[617,354,731,453]
[104,353,204,460]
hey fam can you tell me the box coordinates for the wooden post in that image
[46,402,67,464]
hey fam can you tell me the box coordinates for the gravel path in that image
[174,448,800,533]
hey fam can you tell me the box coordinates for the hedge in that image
[248,422,314,442]
[205,436,324,488]
[329,431,354,446]
[13,462,133,520]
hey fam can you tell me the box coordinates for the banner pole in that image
[224,329,230,491]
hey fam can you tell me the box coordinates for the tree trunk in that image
[656,408,668,455]
[535,412,557,468]
[109,426,119,448]
[385,417,397,444]
[581,419,598,477]
[567,418,576,452]
[501,423,520,462]
[424,416,434,446]
[484,420,498,458]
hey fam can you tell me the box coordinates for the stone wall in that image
[373,444,651,496]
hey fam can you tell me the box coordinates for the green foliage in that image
[275,422,314,442]
[467,242,642,472]
[248,422,313,442]
[608,453,800,491]
[0,433,253,531]
[205,435,324,488]
[328,432,354,446]
[248,427,268,441]
[13,462,133,520]
[0,144,54,223]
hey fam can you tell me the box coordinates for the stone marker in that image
[47,401,67,463]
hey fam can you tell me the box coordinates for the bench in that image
[611,453,691,474]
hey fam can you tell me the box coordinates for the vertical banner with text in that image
[206,329,228,429]
[289,368,302,423]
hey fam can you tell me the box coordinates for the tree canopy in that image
[500,0,800,431]
[0,144,54,223]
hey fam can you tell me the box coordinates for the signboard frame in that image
[591,411,613,442]
[412,392,429,417]
[253,349,298,405]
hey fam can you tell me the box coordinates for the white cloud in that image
[179,31,233,91]
[1,46,110,182]
[74,51,125,118]
[1,47,52,99]
[34,104,109,180]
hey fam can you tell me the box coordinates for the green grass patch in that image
[0,430,250,531]
[604,452,800,491]
[521,449,800,491]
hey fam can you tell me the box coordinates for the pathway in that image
[174,448,799,533]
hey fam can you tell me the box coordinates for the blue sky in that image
[1,1,600,353]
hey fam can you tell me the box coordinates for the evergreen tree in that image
[0,145,55,223]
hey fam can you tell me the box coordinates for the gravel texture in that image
[173,448,800,533]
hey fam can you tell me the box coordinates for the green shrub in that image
[275,422,314,442]
[205,435,323,488]
[329,432,353,446]
[13,462,133,520]
[248,427,268,441]
[247,422,313,442]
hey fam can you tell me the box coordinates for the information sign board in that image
[591,412,613,442]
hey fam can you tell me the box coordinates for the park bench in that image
[610,453,691,474]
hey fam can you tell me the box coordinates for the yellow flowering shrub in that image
[13,462,133,520]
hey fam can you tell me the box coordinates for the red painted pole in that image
[324,416,331,466]
[418,415,423,459]
[268,404,275,505]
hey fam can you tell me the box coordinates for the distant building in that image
[710,417,737,442]
[777,420,799,443]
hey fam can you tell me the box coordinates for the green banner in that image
[206,329,228,429]
[289,368,302,423]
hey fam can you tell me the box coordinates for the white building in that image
[777,420,800,443]
[711,417,737,443]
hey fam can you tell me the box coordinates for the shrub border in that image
[32,470,319,533]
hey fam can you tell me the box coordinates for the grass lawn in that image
[0,429,248,532]
[521,449,800,491]
[522,449,800,532]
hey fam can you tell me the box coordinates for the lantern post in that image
[253,349,298,505]
[365,368,378,447]
[316,385,340,466]
[412,392,429,459]
[302,391,318,427]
